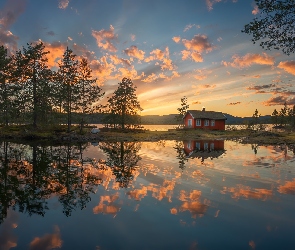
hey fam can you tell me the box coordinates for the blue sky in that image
[0,0,295,116]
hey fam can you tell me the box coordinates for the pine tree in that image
[176,96,189,128]
[0,46,19,126]
[57,47,79,133]
[271,109,279,126]
[106,77,142,130]
[76,58,104,133]
[15,42,52,127]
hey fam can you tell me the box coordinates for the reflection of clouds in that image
[29,226,62,250]
[93,193,120,215]
[0,210,18,250]
[249,240,256,249]
[222,185,272,201]
[177,190,208,218]
[278,178,295,195]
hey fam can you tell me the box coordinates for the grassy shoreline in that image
[0,125,294,145]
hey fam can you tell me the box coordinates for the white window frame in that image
[211,120,215,127]
[188,119,192,127]
[204,120,209,126]
[196,119,201,126]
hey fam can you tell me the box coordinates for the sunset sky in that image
[0,0,294,117]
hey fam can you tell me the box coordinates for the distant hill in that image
[77,112,272,125]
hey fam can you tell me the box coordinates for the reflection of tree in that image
[251,144,259,155]
[0,141,103,223]
[174,141,188,170]
[99,141,141,188]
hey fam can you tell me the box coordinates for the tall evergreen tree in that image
[107,77,142,129]
[176,96,189,128]
[15,42,52,127]
[76,58,104,133]
[0,46,19,126]
[57,47,79,133]
[271,109,279,126]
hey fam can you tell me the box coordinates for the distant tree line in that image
[0,42,142,132]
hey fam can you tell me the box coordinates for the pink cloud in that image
[182,34,215,53]
[252,5,259,15]
[0,0,27,52]
[124,45,145,61]
[278,61,295,75]
[172,36,181,43]
[29,226,62,250]
[92,25,118,52]
[222,53,274,68]
[58,0,69,9]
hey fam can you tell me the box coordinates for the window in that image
[187,141,191,149]
[210,143,214,151]
[204,120,209,126]
[188,119,192,127]
[204,143,208,150]
[196,119,201,126]
[196,142,200,150]
[211,120,215,126]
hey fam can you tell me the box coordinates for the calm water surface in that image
[0,140,295,250]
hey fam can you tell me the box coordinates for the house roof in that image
[185,110,227,120]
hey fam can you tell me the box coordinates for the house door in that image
[188,119,192,127]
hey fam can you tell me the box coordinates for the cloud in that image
[109,54,131,67]
[182,34,215,53]
[252,5,259,15]
[92,25,118,52]
[227,102,241,106]
[172,36,181,43]
[124,45,145,61]
[193,69,211,81]
[206,0,222,11]
[47,31,55,36]
[179,34,215,62]
[130,34,136,41]
[263,95,295,106]
[247,84,276,91]
[58,0,69,9]
[278,61,295,75]
[42,40,67,67]
[145,47,174,71]
[183,24,200,32]
[222,52,275,68]
[278,178,295,194]
[192,101,201,105]
[29,226,62,250]
[0,0,27,52]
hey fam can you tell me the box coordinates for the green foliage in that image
[106,77,142,130]
[242,0,295,55]
[176,96,189,128]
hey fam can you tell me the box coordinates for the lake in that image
[0,140,295,249]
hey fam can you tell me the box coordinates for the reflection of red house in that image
[183,140,225,161]
[183,109,227,130]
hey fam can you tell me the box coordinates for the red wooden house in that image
[183,108,227,130]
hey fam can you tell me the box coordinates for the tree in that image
[15,42,53,127]
[242,0,295,55]
[271,109,279,126]
[56,47,79,133]
[279,102,288,126]
[176,96,189,128]
[106,77,142,129]
[76,58,104,133]
[0,46,19,126]
[250,109,261,131]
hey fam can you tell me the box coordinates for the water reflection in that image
[99,141,141,188]
[183,140,225,162]
[0,140,295,249]
[0,141,101,222]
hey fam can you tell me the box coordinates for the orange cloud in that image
[93,194,120,215]
[222,185,272,201]
[124,45,145,61]
[252,5,259,15]
[182,34,215,53]
[278,61,295,75]
[58,0,69,9]
[145,47,174,71]
[223,53,274,68]
[92,25,118,52]
[172,36,181,43]
[29,226,62,250]
[42,41,67,67]
[278,178,295,194]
